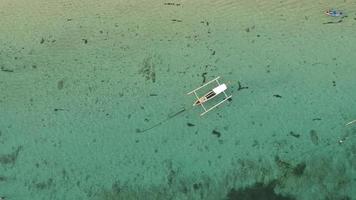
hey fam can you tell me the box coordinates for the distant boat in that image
[325,9,343,17]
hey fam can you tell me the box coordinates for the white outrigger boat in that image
[187,76,232,116]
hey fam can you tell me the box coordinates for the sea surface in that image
[0,0,355,199]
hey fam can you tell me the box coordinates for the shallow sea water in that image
[0,0,356,199]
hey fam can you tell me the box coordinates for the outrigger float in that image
[345,120,356,126]
[187,76,232,116]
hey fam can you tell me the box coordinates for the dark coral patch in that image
[292,162,306,177]
[187,122,195,127]
[226,181,295,200]
[212,129,221,138]
[0,146,23,165]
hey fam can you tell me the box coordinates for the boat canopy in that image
[212,84,227,95]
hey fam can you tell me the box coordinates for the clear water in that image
[0,0,355,199]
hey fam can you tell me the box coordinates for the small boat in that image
[325,9,343,17]
[193,84,227,106]
[187,76,232,116]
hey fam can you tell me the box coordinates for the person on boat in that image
[325,9,343,17]
[194,84,227,106]
[194,91,216,105]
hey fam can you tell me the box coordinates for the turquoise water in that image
[0,0,355,199]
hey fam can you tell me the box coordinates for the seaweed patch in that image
[33,178,54,190]
[212,129,221,138]
[201,72,207,83]
[0,175,7,182]
[274,155,292,170]
[164,2,181,6]
[226,180,295,200]
[57,80,64,90]
[292,162,306,177]
[332,80,336,87]
[289,131,300,138]
[54,108,66,112]
[266,64,271,73]
[309,130,319,145]
[0,66,14,73]
[193,182,202,190]
[139,55,160,83]
[0,146,23,165]
[164,160,179,186]
[237,81,249,91]
[171,19,182,22]
[245,25,255,33]
[187,122,195,127]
